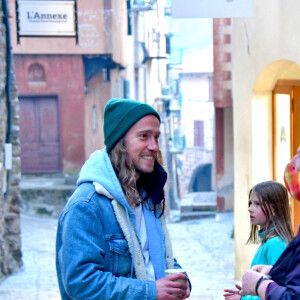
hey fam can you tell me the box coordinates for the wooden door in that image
[20,96,61,172]
[273,81,300,234]
[291,86,300,233]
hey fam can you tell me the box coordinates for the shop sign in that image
[17,0,76,36]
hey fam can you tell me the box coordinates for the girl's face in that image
[248,190,267,229]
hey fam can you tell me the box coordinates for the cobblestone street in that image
[0,212,235,300]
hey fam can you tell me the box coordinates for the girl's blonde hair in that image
[108,137,165,215]
[247,181,294,245]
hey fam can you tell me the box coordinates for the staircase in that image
[180,191,217,220]
[20,174,77,218]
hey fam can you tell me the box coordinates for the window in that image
[92,106,97,133]
[208,76,213,101]
[121,79,130,99]
[28,63,45,82]
[114,81,119,98]
[194,120,204,147]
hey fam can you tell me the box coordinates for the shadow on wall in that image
[188,163,212,192]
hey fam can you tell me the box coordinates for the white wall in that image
[180,73,214,149]
[178,72,214,195]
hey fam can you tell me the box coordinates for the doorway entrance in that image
[19,96,61,172]
[273,80,300,233]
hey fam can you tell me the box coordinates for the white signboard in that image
[172,0,254,18]
[18,1,76,36]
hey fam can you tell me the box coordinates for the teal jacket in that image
[242,230,286,300]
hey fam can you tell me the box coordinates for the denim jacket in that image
[56,149,181,300]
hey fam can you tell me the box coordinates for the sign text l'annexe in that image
[27,11,68,21]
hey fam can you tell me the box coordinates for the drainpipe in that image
[2,0,13,198]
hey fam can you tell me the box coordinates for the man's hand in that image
[156,273,189,299]
[239,270,263,296]
[251,265,272,275]
[182,278,190,299]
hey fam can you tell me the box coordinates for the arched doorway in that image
[273,80,300,233]
[253,59,300,234]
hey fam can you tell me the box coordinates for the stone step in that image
[21,187,75,218]
[180,191,217,212]
[20,173,76,217]
[180,211,216,221]
[179,191,217,220]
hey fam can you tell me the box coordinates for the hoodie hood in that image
[77,149,168,219]
[77,149,134,216]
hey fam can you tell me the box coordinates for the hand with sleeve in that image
[239,270,273,300]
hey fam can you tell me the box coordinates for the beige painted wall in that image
[223,107,234,210]
[232,0,300,279]
[84,72,109,159]
[111,0,128,67]
[84,68,130,159]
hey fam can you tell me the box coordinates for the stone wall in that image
[178,147,214,198]
[213,18,234,211]
[213,18,232,108]
[0,0,22,281]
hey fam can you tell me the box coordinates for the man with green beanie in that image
[56,98,191,300]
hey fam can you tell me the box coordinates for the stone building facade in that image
[213,18,234,211]
[0,0,22,280]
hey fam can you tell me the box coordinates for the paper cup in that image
[165,268,187,278]
[165,269,187,296]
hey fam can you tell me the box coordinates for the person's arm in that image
[163,214,191,297]
[234,238,283,300]
[224,265,273,300]
[243,238,285,300]
[238,270,273,300]
[266,280,300,300]
[238,268,300,300]
[57,200,156,300]
[256,278,273,300]
[266,240,300,300]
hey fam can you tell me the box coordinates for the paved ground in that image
[168,212,235,300]
[0,211,235,300]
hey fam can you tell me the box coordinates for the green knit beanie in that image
[104,98,160,152]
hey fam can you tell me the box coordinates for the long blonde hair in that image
[109,137,166,215]
[246,181,294,245]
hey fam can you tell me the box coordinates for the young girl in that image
[223,180,294,300]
